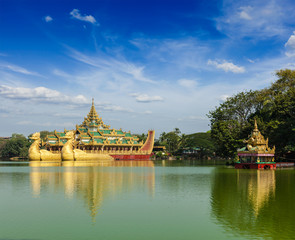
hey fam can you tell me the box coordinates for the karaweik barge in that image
[29,99,155,162]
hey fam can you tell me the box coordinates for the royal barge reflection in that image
[29,161,155,221]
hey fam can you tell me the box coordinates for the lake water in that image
[0,160,294,240]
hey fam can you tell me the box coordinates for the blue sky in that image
[1,0,295,137]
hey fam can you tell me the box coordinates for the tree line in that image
[152,128,216,158]
[208,69,295,158]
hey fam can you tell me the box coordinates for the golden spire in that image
[80,98,108,129]
[87,98,99,122]
[254,119,258,131]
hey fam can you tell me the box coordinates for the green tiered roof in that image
[100,129,112,134]
[45,99,143,148]
[94,139,104,144]
[90,132,101,136]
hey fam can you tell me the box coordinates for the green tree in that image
[185,131,216,157]
[1,134,31,158]
[258,69,295,154]
[208,69,295,158]
[208,90,261,157]
[158,129,182,154]
[135,133,148,142]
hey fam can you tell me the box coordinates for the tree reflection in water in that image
[211,168,295,239]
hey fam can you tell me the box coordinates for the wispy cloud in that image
[177,79,197,88]
[68,48,156,84]
[0,85,88,105]
[216,0,295,39]
[70,9,98,25]
[53,69,72,78]
[0,62,41,76]
[101,105,134,112]
[130,93,164,102]
[143,110,152,114]
[130,37,210,71]
[44,15,53,22]
[207,59,245,73]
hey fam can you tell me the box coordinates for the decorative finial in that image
[254,119,258,131]
[92,98,94,106]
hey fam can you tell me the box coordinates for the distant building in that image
[153,146,166,152]
[182,147,200,155]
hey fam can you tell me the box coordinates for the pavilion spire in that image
[254,119,258,131]
[87,98,99,122]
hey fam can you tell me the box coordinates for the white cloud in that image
[0,63,41,76]
[70,9,98,25]
[239,6,252,20]
[285,31,295,57]
[130,93,164,102]
[0,85,88,105]
[240,11,252,20]
[44,16,53,22]
[178,79,197,88]
[216,0,295,39]
[285,32,295,48]
[208,59,245,73]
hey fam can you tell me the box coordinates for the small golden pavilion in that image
[236,120,276,169]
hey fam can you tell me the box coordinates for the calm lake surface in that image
[0,160,294,240]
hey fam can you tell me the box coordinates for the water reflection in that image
[247,170,275,216]
[29,161,155,221]
[211,168,295,239]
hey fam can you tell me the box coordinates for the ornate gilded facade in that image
[29,99,155,161]
[236,120,275,169]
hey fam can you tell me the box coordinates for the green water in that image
[0,161,294,240]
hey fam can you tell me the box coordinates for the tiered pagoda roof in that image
[238,120,275,155]
[45,99,142,147]
[80,99,110,130]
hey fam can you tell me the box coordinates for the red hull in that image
[235,162,276,169]
[110,154,152,160]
